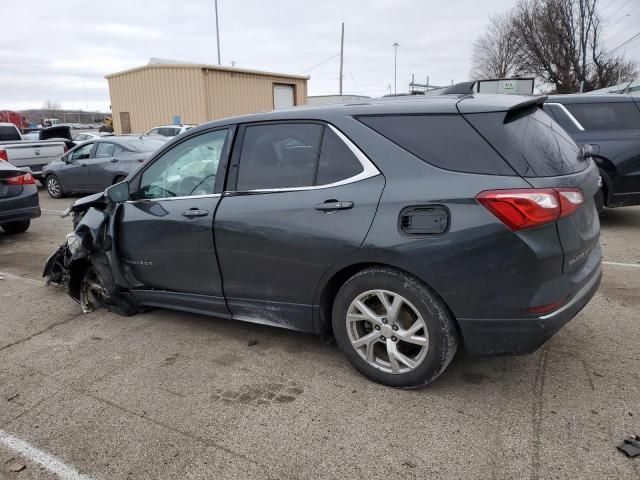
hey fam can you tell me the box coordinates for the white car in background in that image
[72,132,111,143]
[145,124,195,138]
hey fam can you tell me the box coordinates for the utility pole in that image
[393,42,399,94]
[339,23,344,95]
[215,0,221,65]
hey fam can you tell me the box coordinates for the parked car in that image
[0,160,40,234]
[0,123,68,181]
[145,124,195,138]
[542,94,640,212]
[42,135,167,198]
[44,94,601,388]
[72,132,109,143]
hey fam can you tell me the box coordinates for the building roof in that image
[105,58,310,80]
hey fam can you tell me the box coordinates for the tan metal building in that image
[105,61,309,134]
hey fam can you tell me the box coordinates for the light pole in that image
[215,0,221,65]
[393,42,399,94]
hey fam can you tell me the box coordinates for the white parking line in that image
[0,430,94,479]
[41,208,65,214]
[602,261,640,268]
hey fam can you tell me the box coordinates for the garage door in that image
[273,84,295,110]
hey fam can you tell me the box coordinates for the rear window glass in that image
[502,107,585,177]
[0,125,21,141]
[564,102,640,130]
[465,107,586,177]
[357,114,514,175]
[120,137,166,152]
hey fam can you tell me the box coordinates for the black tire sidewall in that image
[1,220,30,234]
[46,175,63,198]
[332,267,457,388]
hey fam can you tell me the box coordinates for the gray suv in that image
[45,94,602,388]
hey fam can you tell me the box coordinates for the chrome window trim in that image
[127,124,381,202]
[125,193,221,204]
[236,124,380,194]
[547,103,585,131]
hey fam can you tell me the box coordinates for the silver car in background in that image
[42,135,167,198]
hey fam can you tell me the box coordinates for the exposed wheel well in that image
[318,262,458,337]
[113,175,127,185]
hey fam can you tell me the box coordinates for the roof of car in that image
[546,94,637,104]
[187,94,545,134]
[93,135,167,146]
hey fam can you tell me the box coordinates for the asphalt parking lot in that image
[1,189,639,479]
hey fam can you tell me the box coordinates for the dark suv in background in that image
[45,94,601,388]
[543,95,640,212]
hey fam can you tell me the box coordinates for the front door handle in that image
[314,201,354,212]
[110,158,118,163]
[182,208,209,218]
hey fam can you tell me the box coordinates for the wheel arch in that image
[314,261,458,337]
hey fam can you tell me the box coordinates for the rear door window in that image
[358,114,514,175]
[236,123,323,190]
[564,102,640,130]
[95,143,116,158]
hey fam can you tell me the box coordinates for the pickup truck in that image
[0,123,69,181]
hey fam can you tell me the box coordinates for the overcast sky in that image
[1,0,638,112]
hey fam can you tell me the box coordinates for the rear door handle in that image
[182,208,209,218]
[110,158,118,163]
[314,201,354,211]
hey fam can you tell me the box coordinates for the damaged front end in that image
[43,192,137,316]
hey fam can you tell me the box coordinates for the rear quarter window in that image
[564,102,640,130]
[357,114,514,175]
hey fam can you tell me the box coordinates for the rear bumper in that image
[457,264,602,355]
[0,187,41,224]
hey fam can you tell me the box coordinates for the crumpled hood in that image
[63,191,106,216]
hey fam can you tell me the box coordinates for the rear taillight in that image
[477,188,584,231]
[0,150,7,161]
[557,188,584,219]
[5,173,36,185]
[63,145,69,153]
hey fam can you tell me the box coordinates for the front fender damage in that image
[43,205,138,316]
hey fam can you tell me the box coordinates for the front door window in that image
[138,129,229,198]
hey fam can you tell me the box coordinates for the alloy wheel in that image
[47,176,61,197]
[346,289,429,374]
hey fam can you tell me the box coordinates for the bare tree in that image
[42,100,62,118]
[510,0,636,93]
[471,13,521,79]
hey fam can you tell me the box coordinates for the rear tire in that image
[45,175,64,198]
[332,267,458,388]
[1,220,30,234]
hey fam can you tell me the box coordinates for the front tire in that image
[332,267,458,388]
[45,175,64,198]
[1,220,30,234]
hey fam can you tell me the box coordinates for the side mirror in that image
[105,180,130,203]
[578,143,599,160]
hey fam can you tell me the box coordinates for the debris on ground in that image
[247,339,258,347]
[618,435,640,458]
[9,462,26,472]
